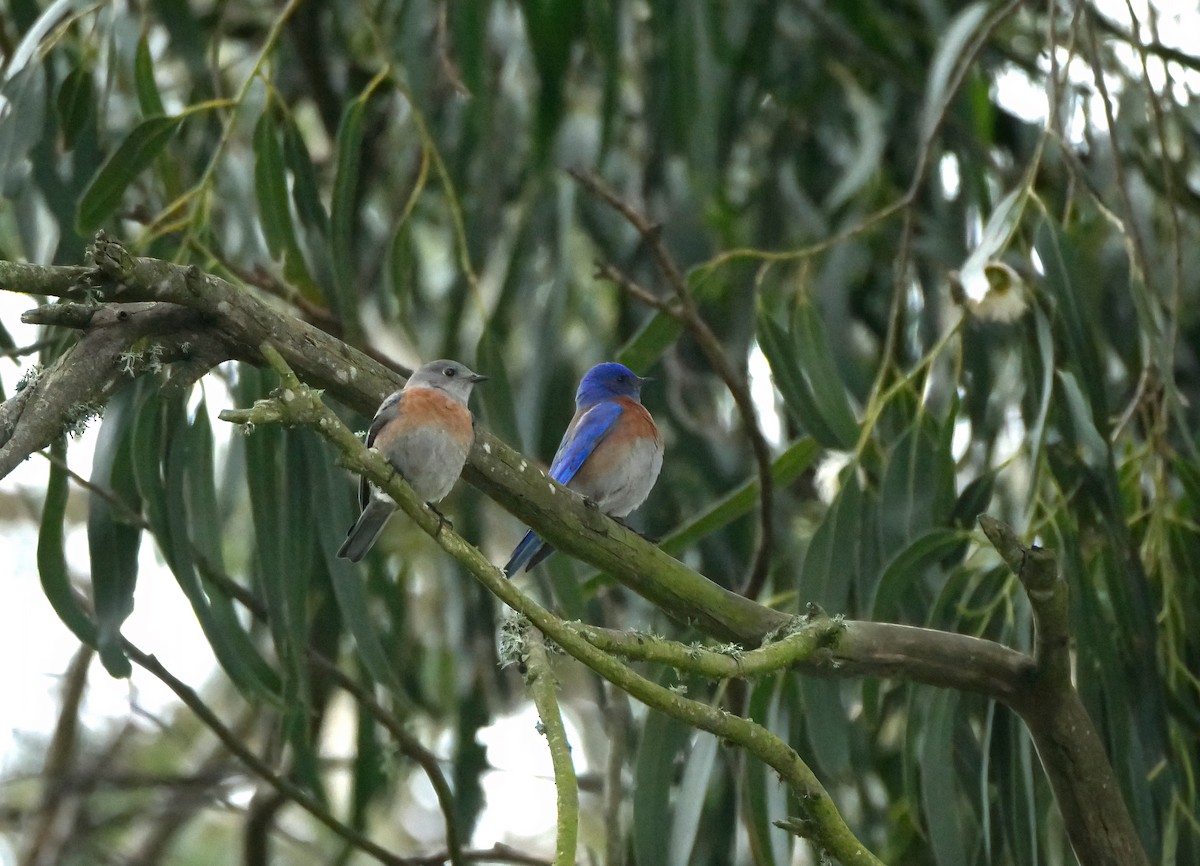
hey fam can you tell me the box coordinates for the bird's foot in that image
[427,503,453,534]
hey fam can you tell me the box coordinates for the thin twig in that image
[1080,7,1151,298]
[1115,0,1186,437]
[878,0,1025,391]
[410,844,551,866]
[200,570,467,866]
[569,167,777,600]
[36,449,466,866]
[122,643,415,866]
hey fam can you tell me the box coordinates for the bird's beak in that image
[469,373,489,384]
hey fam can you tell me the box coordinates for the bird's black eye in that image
[444,367,456,377]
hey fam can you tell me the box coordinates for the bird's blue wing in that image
[547,401,624,486]
[503,401,623,576]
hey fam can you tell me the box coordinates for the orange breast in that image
[373,387,474,452]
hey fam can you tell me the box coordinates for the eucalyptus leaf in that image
[76,115,183,233]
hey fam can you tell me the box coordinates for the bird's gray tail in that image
[337,498,395,562]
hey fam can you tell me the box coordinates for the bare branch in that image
[0,302,225,479]
[123,643,417,866]
[980,515,1150,866]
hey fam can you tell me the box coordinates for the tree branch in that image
[0,300,227,479]
[0,248,1152,865]
[521,624,579,866]
[122,643,417,866]
[222,344,886,866]
[980,516,1150,866]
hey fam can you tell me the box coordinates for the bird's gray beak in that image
[469,373,489,384]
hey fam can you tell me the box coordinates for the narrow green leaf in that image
[633,706,690,866]
[76,114,182,233]
[56,64,95,151]
[38,437,99,646]
[330,87,376,329]
[958,185,1027,288]
[88,384,142,678]
[308,434,407,696]
[757,301,858,449]
[660,438,818,555]
[161,396,279,697]
[949,470,995,530]
[745,676,789,866]
[921,690,969,866]
[1025,305,1055,487]
[517,0,584,160]
[183,399,225,568]
[871,528,964,623]
[254,109,320,300]
[0,63,47,195]
[801,676,853,785]
[546,554,589,621]
[452,681,489,838]
[1016,715,1040,866]
[920,2,988,142]
[1034,220,1107,421]
[798,477,862,782]
[282,115,330,236]
[617,271,727,373]
[617,311,684,374]
[877,411,954,563]
[979,699,996,865]
[757,307,843,447]
[668,730,720,866]
[1056,370,1108,468]
[130,386,169,540]
[254,110,292,259]
[352,693,386,830]
[238,379,308,705]
[133,34,166,117]
[789,297,860,448]
[799,470,862,611]
[387,223,418,337]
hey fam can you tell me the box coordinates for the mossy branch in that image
[522,625,579,866]
[218,343,886,866]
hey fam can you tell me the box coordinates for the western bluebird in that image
[504,362,663,575]
[338,359,486,562]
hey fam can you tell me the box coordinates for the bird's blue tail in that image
[504,529,547,577]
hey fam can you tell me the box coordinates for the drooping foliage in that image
[1,0,1197,864]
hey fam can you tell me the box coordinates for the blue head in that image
[575,362,647,408]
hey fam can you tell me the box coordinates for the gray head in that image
[405,359,487,403]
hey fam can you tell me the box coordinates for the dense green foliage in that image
[2,0,1198,864]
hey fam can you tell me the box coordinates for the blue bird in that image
[504,362,664,576]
